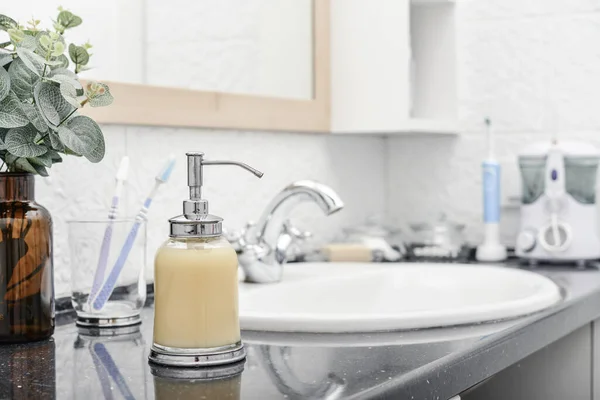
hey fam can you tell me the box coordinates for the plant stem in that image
[55,98,88,128]
[58,108,77,126]
[35,134,49,145]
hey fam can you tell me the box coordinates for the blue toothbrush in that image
[89,344,115,400]
[88,156,130,308]
[92,156,176,311]
[92,343,135,400]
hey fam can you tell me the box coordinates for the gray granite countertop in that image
[2,265,600,400]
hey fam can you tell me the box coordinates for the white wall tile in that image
[457,18,547,133]
[458,0,600,22]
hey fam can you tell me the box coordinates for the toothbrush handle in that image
[89,223,114,300]
[89,197,119,302]
[89,345,115,400]
[92,221,141,311]
[93,343,136,400]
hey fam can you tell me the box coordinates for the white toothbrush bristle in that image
[116,156,130,181]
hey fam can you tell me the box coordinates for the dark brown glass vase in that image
[0,173,54,342]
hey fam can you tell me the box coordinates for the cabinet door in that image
[593,318,600,400]
[461,324,592,400]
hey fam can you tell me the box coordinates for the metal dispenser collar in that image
[169,152,263,238]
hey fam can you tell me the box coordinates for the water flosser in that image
[476,118,507,262]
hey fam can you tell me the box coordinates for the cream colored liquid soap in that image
[149,152,263,367]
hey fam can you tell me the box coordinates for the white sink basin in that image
[238,263,562,333]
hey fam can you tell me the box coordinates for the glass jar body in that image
[152,235,240,351]
[0,173,54,342]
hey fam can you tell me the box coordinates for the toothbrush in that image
[89,345,115,400]
[88,156,129,308]
[92,343,135,400]
[475,117,507,262]
[92,156,176,311]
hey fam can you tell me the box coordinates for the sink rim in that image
[239,262,563,333]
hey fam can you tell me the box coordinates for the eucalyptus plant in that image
[0,8,112,176]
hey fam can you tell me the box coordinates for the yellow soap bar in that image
[322,244,372,262]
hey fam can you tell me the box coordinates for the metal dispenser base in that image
[148,341,246,367]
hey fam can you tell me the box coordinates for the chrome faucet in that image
[253,345,346,399]
[233,180,344,283]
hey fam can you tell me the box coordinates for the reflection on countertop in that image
[2,265,600,399]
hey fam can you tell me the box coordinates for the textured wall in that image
[38,128,386,296]
[387,0,600,245]
[1,2,386,297]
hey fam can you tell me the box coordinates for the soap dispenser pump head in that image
[169,152,263,238]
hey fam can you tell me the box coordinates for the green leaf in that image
[51,42,65,57]
[59,82,80,108]
[58,115,105,162]
[47,129,64,151]
[0,67,9,101]
[19,102,47,133]
[5,153,16,165]
[49,54,69,69]
[49,67,78,80]
[11,157,37,174]
[8,59,39,100]
[38,34,51,50]
[46,148,62,163]
[28,152,52,168]
[35,31,65,54]
[0,42,11,49]
[15,48,44,76]
[33,82,74,127]
[0,52,13,67]
[0,128,7,150]
[0,94,28,128]
[0,15,17,32]
[7,29,25,44]
[87,83,113,107]
[17,35,37,51]
[48,70,82,89]
[68,44,89,66]
[43,59,65,66]
[32,163,48,176]
[5,124,47,157]
[57,11,82,29]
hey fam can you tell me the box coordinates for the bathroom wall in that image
[15,0,600,295]
[2,3,388,296]
[41,128,385,297]
[387,0,600,245]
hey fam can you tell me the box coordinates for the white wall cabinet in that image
[331,0,458,135]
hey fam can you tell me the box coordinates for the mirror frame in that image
[81,0,330,133]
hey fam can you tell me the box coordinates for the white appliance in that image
[516,141,600,264]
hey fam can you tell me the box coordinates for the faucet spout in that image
[253,180,344,248]
[237,180,344,283]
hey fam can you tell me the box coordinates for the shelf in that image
[331,0,457,136]
[411,0,455,5]
[332,119,460,136]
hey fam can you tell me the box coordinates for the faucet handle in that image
[224,221,258,251]
[283,221,312,241]
[280,220,312,262]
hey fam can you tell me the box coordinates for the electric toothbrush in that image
[476,118,507,262]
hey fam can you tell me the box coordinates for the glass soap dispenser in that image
[149,152,263,367]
